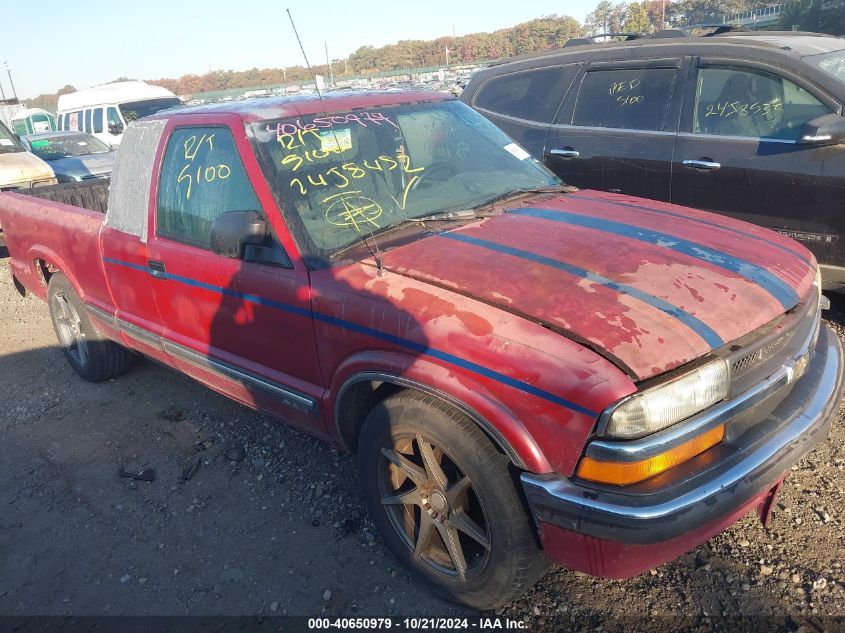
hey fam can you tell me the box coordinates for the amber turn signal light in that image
[576,424,726,486]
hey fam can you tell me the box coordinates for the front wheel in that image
[357,390,547,609]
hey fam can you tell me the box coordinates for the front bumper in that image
[522,325,843,576]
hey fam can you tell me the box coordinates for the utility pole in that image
[325,41,335,87]
[445,45,450,68]
[5,62,16,100]
[662,0,666,30]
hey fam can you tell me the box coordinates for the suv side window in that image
[570,67,678,131]
[473,66,578,123]
[693,66,832,140]
[156,127,260,249]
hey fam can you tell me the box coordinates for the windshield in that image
[250,99,559,258]
[805,49,845,86]
[27,133,111,160]
[120,97,183,122]
[0,121,23,154]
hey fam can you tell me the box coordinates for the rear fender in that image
[27,245,84,300]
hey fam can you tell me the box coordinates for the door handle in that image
[148,260,167,278]
[548,148,580,159]
[682,159,721,171]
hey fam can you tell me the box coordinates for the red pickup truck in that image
[1,91,841,609]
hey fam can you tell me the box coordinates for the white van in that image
[56,81,182,146]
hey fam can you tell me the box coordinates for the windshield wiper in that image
[332,211,478,259]
[470,184,576,212]
[331,186,575,260]
[412,209,478,222]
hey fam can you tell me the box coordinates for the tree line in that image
[25,1,845,112]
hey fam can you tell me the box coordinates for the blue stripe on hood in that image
[439,232,725,349]
[511,207,799,310]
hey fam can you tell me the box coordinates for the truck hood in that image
[0,150,54,185]
[379,191,816,379]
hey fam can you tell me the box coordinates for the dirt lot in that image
[0,243,843,632]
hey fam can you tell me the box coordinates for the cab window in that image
[474,66,577,124]
[570,67,678,131]
[692,67,833,140]
[156,127,261,249]
[106,107,122,133]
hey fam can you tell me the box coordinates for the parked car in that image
[9,107,56,135]
[461,29,845,289]
[22,131,115,182]
[0,92,841,609]
[0,120,56,192]
[56,80,182,147]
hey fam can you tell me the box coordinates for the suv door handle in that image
[548,148,580,159]
[682,159,721,171]
[148,260,167,278]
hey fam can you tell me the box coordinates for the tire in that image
[357,390,547,609]
[47,273,134,382]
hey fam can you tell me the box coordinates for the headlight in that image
[603,358,730,439]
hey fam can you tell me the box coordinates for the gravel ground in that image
[0,245,843,632]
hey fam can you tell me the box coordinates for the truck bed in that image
[0,187,112,311]
[23,179,110,214]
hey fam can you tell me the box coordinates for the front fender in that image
[327,350,553,473]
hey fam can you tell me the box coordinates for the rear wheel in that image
[357,390,547,609]
[47,273,133,382]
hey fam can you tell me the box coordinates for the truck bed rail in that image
[24,179,110,214]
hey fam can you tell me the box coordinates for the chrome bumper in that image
[522,325,843,545]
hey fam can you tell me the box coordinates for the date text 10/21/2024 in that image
[306,617,528,630]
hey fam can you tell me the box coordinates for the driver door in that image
[146,121,324,431]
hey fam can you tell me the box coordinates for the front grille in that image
[731,334,787,377]
[720,292,819,398]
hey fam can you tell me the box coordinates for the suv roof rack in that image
[564,32,644,48]
[688,23,752,35]
[651,29,690,39]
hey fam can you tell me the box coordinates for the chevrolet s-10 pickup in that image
[0,91,841,609]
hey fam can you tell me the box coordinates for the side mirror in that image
[108,122,124,135]
[797,113,845,147]
[209,210,269,259]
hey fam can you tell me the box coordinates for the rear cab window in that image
[570,67,680,131]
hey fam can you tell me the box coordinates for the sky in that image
[6,0,597,99]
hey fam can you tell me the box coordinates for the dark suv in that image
[461,30,845,288]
